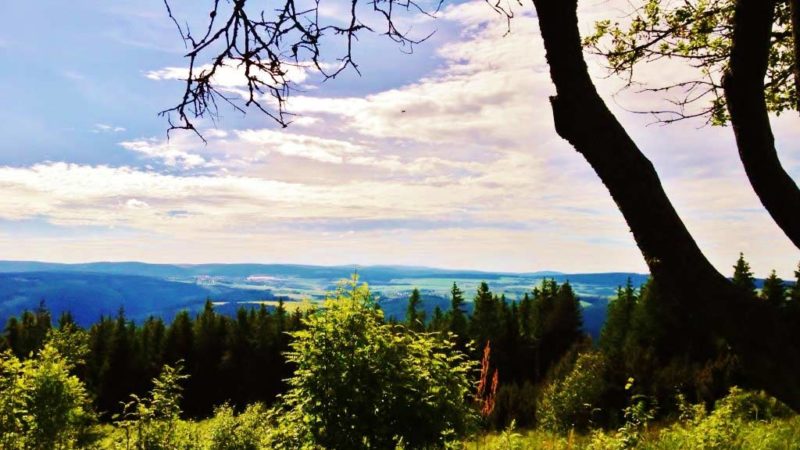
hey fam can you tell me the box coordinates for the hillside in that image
[0,260,652,336]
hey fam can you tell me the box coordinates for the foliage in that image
[586,379,656,450]
[732,252,757,296]
[114,363,197,450]
[656,386,794,449]
[406,287,425,332]
[760,270,786,307]
[0,342,96,449]
[538,352,609,433]
[584,0,796,124]
[267,276,478,449]
[595,257,772,416]
[1,276,590,431]
[204,403,270,450]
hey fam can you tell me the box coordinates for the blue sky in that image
[0,0,798,276]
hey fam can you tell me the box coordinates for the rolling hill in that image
[0,261,653,337]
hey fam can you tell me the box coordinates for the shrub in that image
[205,403,270,450]
[0,342,96,449]
[266,276,478,449]
[538,351,608,433]
[656,386,796,449]
[114,363,199,450]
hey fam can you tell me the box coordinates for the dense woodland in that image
[2,254,799,437]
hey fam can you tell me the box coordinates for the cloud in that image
[93,123,127,133]
[119,137,211,169]
[125,198,149,209]
[145,60,314,90]
[5,1,797,276]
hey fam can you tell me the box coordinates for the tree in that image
[790,263,800,304]
[162,0,800,408]
[470,282,498,348]
[586,0,800,248]
[0,342,96,449]
[527,0,800,409]
[429,306,448,332]
[115,363,192,450]
[732,252,757,296]
[448,282,468,341]
[600,279,638,361]
[761,270,787,307]
[405,288,425,331]
[271,277,477,449]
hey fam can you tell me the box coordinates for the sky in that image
[0,0,798,276]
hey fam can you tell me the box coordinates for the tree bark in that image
[530,0,800,410]
[723,0,800,250]
[790,0,800,111]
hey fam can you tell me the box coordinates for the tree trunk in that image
[530,0,800,410]
[723,0,800,250]
[790,0,800,111]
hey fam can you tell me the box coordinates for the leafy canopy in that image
[584,0,796,125]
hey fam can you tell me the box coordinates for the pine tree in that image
[788,263,800,305]
[405,288,425,331]
[469,282,497,347]
[428,306,447,332]
[549,282,583,356]
[448,282,468,341]
[732,252,756,296]
[761,270,786,307]
[600,278,637,360]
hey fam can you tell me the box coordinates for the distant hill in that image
[0,260,654,337]
[0,271,276,326]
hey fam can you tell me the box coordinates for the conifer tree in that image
[469,282,497,348]
[789,263,800,304]
[448,282,468,341]
[732,252,757,295]
[405,288,425,332]
[428,306,447,332]
[600,278,637,360]
[548,282,583,357]
[761,270,786,307]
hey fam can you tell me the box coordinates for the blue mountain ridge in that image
[0,261,656,337]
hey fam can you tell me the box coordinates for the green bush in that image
[0,342,96,449]
[656,386,795,449]
[266,276,478,449]
[114,363,199,450]
[587,386,800,450]
[538,351,608,433]
[205,403,270,450]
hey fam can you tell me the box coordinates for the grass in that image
[461,416,800,450]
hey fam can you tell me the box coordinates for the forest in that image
[2,0,800,446]
[2,254,800,448]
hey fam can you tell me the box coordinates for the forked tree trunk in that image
[530,0,800,410]
[723,0,800,250]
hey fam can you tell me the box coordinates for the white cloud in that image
[146,60,314,89]
[120,137,211,169]
[125,198,149,209]
[6,1,797,276]
[93,123,126,133]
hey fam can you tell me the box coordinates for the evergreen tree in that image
[469,282,497,348]
[448,283,468,341]
[732,252,756,296]
[405,288,424,332]
[600,278,637,361]
[428,306,447,332]
[788,263,800,305]
[761,270,786,307]
[547,282,583,359]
